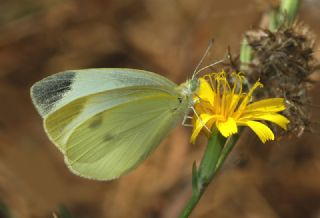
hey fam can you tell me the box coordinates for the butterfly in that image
[31,68,199,180]
[30,40,223,181]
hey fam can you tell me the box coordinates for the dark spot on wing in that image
[89,115,103,128]
[31,71,75,115]
[104,133,115,142]
[171,97,183,112]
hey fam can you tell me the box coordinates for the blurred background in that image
[0,0,319,217]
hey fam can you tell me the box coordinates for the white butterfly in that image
[31,68,198,180]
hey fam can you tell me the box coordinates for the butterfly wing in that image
[44,86,177,152]
[62,88,188,180]
[31,68,176,118]
[31,68,191,180]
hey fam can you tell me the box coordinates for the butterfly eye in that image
[190,79,199,93]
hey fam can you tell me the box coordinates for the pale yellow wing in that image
[31,68,177,118]
[62,89,188,180]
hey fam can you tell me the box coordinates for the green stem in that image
[179,189,201,218]
[215,129,242,172]
[240,38,252,72]
[270,0,300,31]
[280,0,300,25]
[179,131,239,218]
[269,8,280,32]
[198,130,225,183]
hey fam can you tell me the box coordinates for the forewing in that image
[31,68,177,117]
[44,87,175,153]
[64,94,186,180]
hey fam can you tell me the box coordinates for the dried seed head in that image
[244,22,317,136]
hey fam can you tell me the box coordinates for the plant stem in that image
[179,189,201,218]
[179,131,239,218]
[240,38,252,72]
[280,0,300,25]
[215,130,241,172]
[270,0,300,31]
[269,8,280,32]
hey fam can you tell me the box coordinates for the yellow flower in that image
[191,72,289,143]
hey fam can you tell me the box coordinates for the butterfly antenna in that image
[193,59,225,78]
[191,39,214,80]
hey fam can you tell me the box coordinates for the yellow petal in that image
[240,120,274,143]
[190,113,215,143]
[227,94,241,116]
[198,78,215,106]
[240,113,289,130]
[234,81,263,117]
[194,100,212,114]
[244,98,286,113]
[216,117,238,138]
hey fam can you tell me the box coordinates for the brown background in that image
[0,0,319,217]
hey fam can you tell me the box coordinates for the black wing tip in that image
[30,71,76,116]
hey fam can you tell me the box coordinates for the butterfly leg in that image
[182,115,193,127]
[191,107,211,133]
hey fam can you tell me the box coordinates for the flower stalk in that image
[280,0,300,26]
[180,131,240,218]
[240,38,252,71]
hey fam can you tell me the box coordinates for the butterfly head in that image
[189,77,199,93]
[178,77,199,101]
